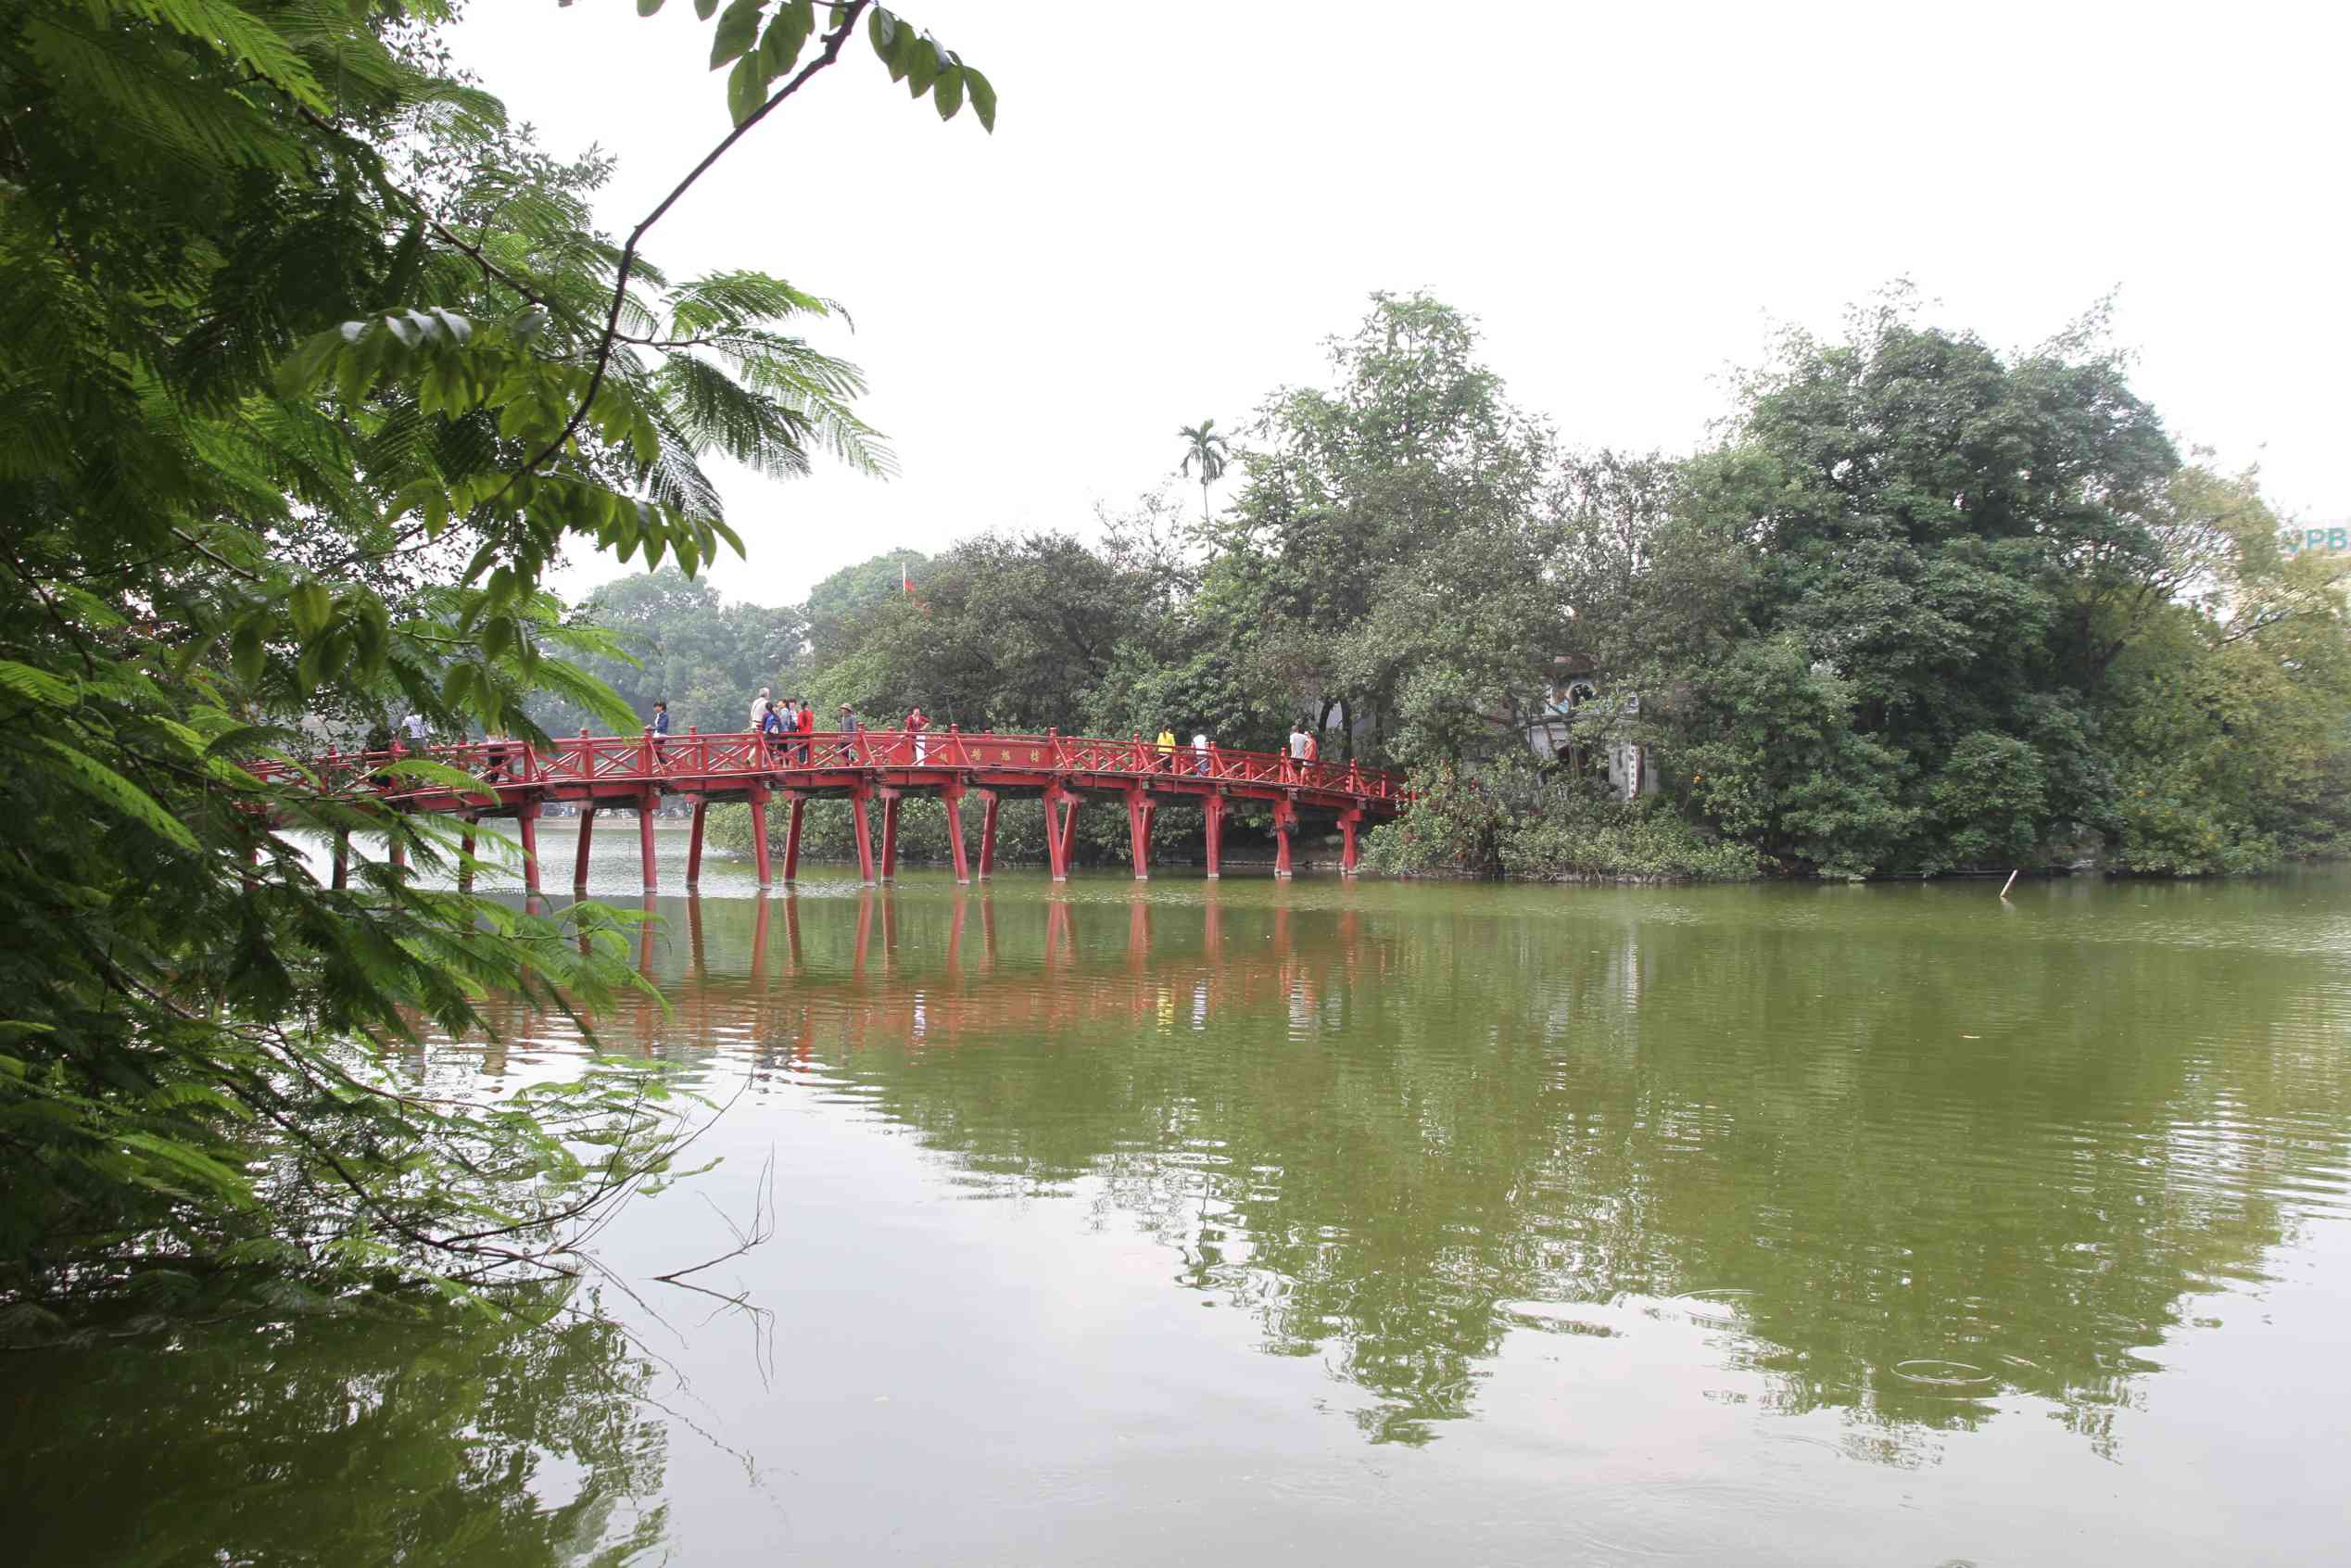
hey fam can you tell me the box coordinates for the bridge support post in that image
[849,785,877,884]
[386,823,406,877]
[573,807,595,890]
[748,788,772,888]
[942,785,970,884]
[518,805,541,895]
[1272,802,1298,879]
[783,793,804,882]
[1123,787,1153,880]
[686,798,707,887]
[331,831,349,891]
[459,818,476,893]
[1043,784,1081,882]
[1341,808,1362,876]
[1204,794,1224,879]
[977,790,999,879]
[638,791,658,894]
[878,790,902,880]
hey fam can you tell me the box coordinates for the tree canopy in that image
[657,290,2349,881]
[0,0,994,1313]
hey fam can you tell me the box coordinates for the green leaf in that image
[964,66,995,132]
[351,595,390,680]
[380,758,503,801]
[709,0,767,68]
[695,0,719,16]
[32,739,200,852]
[289,581,333,639]
[761,0,815,77]
[932,62,963,121]
[866,6,895,60]
[295,626,343,694]
[230,618,265,687]
[275,327,341,398]
[115,1132,259,1205]
[0,660,79,707]
[905,32,939,95]
[727,51,768,124]
[442,661,477,713]
[638,0,665,13]
[878,12,912,82]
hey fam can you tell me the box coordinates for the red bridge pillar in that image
[1204,794,1225,879]
[942,785,970,884]
[458,817,476,893]
[849,784,878,884]
[1043,783,1081,882]
[518,804,542,896]
[879,790,903,880]
[1272,801,1298,879]
[685,798,708,887]
[783,792,805,883]
[573,806,595,890]
[331,831,349,891]
[1341,807,1362,877]
[637,791,659,893]
[1124,787,1154,880]
[748,788,772,889]
[977,790,999,879]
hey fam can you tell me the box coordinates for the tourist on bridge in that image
[482,727,511,784]
[649,699,670,765]
[1192,728,1211,776]
[1289,722,1309,765]
[1304,727,1320,765]
[905,706,929,764]
[1157,726,1177,771]
[750,687,773,734]
[760,699,789,764]
[401,709,428,746]
[794,696,815,764]
[839,702,862,763]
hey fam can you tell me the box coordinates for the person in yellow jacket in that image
[1156,727,1177,772]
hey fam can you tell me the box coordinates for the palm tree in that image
[1177,417,1232,525]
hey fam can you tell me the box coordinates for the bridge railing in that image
[258,727,1408,804]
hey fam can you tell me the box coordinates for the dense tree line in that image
[600,291,2351,879]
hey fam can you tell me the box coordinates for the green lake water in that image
[9,841,2351,1565]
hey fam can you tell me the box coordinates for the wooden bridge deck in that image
[277,728,1409,892]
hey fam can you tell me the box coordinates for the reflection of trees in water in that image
[2,1290,667,1565]
[470,888,2351,1457]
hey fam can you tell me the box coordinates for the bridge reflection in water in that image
[443,880,2351,1459]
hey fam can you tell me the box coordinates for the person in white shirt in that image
[750,687,771,732]
[1191,730,1210,776]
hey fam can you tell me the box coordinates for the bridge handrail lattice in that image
[257,728,1408,809]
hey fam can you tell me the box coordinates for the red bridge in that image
[288,728,1409,893]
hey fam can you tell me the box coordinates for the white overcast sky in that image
[452,0,2348,608]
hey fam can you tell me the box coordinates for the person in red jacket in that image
[904,707,929,764]
[793,696,815,764]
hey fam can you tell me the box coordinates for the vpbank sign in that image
[2282,521,2351,558]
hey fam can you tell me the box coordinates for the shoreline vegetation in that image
[558,289,2351,886]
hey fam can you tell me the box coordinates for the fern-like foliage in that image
[0,0,991,1315]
